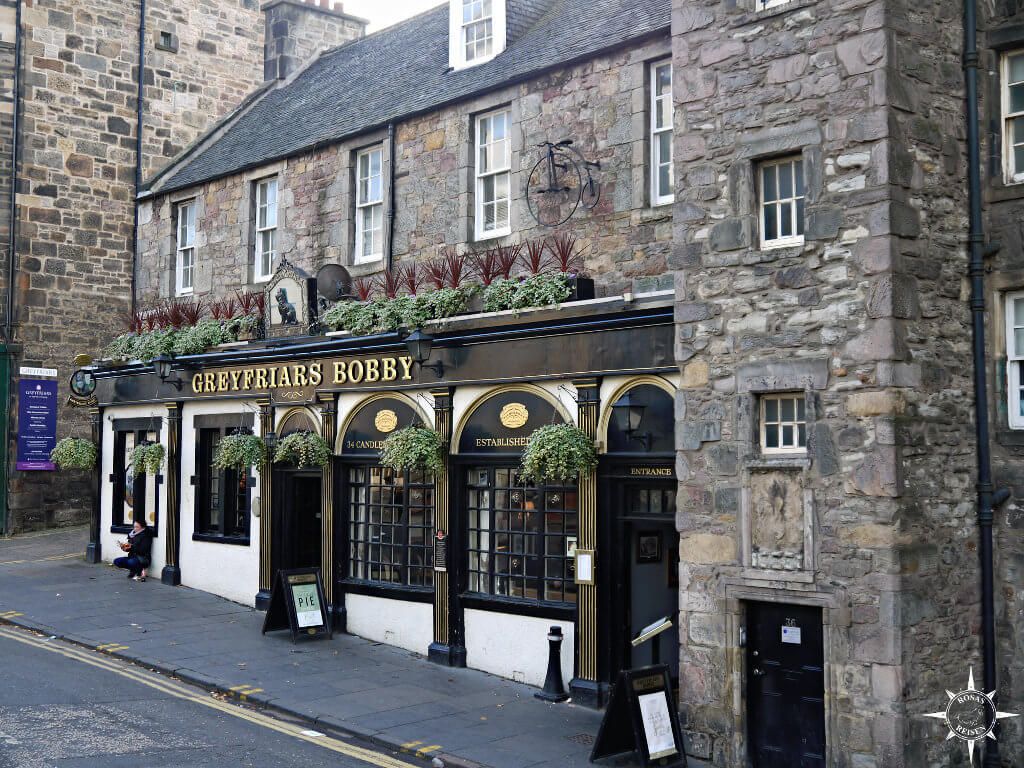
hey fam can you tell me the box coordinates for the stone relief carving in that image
[749,470,804,570]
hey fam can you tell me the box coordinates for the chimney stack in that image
[262,0,368,81]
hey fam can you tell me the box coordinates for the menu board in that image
[16,379,57,470]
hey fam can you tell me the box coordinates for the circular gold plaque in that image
[500,402,529,429]
[374,409,399,433]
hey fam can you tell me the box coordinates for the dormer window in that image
[450,0,506,70]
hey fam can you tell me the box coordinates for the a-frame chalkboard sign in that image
[590,664,686,767]
[261,567,332,642]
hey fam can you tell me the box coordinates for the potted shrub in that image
[379,425,445,473]
[548,233,594,301]
[520,423,598,483]
[50,437,98,471]
[273,431,331,468]
[130,441,165,476]
[212,431,267,471]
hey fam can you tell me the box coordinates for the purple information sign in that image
[16,378,57,470]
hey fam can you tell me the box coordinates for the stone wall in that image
[136,36,675,304]
[671,0,989,765]
[262,0,365,81]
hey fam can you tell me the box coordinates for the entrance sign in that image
[19,366,57,378]
[261,568,332,642]
[16,379,58,470]
[590,664,686,766]
[433,529,448,572]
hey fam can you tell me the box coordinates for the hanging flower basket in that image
[50,437,97,471]
[273,431,331,468]
[520,423,597,483]
[212,432,267,472]
[130,441,165,476]
[379,425,445,474]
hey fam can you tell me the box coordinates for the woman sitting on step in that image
[114,520,153,582]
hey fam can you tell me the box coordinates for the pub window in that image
[466,466,577,604]
[1007,291,1024,428]
[1004,51,1024,184]
[354,145,384,264]
[650,60,673,206]
[474,108,511,240]
[348,465,434,586]
[175,199,196,296]
[759,394,807,454]
[112,429,160,531]
[254,176,278,282]
[195,428,251,541]
[759,156,804,249]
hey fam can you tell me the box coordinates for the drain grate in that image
[569,733,594,745]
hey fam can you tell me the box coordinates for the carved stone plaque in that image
[749,471,804,570]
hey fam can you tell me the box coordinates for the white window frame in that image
[759,394,807,455]
[1003,51,1024,184]
[759,156,805,250]
[650,59,674,206]
[354,145,384,264]
[474,108,512,240]
[448,0,506,70]
[175,200,196,296]
[758,0,792,10]
[254,177,278,282]
[1007,291,1024,429]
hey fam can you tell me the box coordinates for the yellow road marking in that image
[400,741,423,749]
[0,552,78,566]
[0,626,419,768]
[0,611,23,618]
[415,745,442,757]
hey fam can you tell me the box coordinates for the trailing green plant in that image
[225,313,263,340]
[520,423,597,483]
[379,425,445,474]
[105,332,140,361]
[50,437,97,471]
[273,431,330,468]
[173,319,228,355]
[322,287,473,336]
[130,441,165,476]
[212,431,267,471]
[134,328,178,362]
[482,273,571,312]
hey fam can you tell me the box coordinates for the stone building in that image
[86,1,1023,768]
[0,0,365,532]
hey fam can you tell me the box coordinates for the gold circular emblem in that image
[500,402,529,429]
[374,409,399,433]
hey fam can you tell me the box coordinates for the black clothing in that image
[128,526,153,567]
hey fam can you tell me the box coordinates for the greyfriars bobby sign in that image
[265,260,318,338]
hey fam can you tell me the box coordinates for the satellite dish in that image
[316,264,353,302]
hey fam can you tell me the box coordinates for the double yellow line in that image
[0,552,79,566]
[0,626,420,768]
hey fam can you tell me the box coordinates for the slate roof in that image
[146,0,671,196]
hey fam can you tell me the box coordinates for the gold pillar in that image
[257,398,274,607]
[428,387,458,665]
[319,393,337,605]
[573,378,600,693]
[161,402,182,586]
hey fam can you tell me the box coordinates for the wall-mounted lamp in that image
[404,329,445,378]
[611,392,651,451]
[152,353,183,390]
[263,430,278,455]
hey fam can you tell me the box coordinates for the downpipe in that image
[962,0,1012,764]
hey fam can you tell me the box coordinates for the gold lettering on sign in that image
[189,355,416,394]
[345,439,385,450]
[629,467,674,477]
[475,437,532,448]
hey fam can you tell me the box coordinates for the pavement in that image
[0,526,711,768]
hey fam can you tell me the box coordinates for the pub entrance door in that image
[277,471,322,572]
[615,481,678,680]
[745,601,826,767]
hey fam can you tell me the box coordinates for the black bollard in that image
[535,625,570,702]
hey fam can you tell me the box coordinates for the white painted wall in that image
[178,401,262,606]
[345,594,434,654]
[100,404,168,576]
[464,609,574,688]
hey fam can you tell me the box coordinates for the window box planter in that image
[568,276,595,302]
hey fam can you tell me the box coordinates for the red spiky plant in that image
[179,298,206,326]
[422,258,450,291]
[125,309,145,334]
[352,277,375,301]
[209,296,239,321]
[440,246,469,289]
[377,268,402,299]
[548,232,584,275]
[522,239,548,275]
[235,290,266,319]
[396,262,423,295]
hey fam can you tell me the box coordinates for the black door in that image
[615,481,678,679]
[279,472,322,571]
[746,602,825,768]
